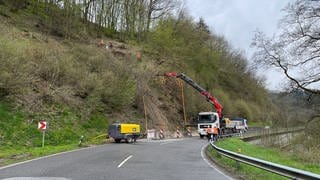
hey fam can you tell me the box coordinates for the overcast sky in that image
[185,0,292,91]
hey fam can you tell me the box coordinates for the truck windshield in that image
[198,114,217,123]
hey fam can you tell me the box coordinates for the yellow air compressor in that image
[108,123,141,143]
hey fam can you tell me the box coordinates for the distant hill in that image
[268,90,319,127]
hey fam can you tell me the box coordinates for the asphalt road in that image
[0,138,233,180]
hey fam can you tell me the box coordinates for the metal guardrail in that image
[217,127,304,141]
[210,142,320,180]
[241,127,305,141]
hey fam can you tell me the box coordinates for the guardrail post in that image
[236,148,241,169]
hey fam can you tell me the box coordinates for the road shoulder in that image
[202,144,239,180]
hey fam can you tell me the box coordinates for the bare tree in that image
[252,0,320,95]
[146,0,177,31]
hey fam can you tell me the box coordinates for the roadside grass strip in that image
[0,144,79,167]
[207,138,320,180]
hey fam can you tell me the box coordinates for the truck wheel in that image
[221,129,225,135]
[126,137,133,143]
[200,134,204,139]
[115,139,121,143]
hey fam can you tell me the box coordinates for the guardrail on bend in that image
[241,126,304,141]
[210,142,320,180]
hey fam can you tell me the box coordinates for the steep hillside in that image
[0,1,278,149]
[0,11,143,146]
[0,5,182,147]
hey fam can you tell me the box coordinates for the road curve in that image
[0,138,233,180]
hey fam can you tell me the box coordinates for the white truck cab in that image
[197,112,220,138]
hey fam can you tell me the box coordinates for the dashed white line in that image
[117,155,133,168]
[201,144,233,180]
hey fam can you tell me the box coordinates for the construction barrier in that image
[147,129,156,140]
[176,127,181,138]
[159,128,165,139]
[186,127,192,137]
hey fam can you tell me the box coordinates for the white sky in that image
[185,0,292,91]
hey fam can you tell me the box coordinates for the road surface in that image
[0,138,233,180]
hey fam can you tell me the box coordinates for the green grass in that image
[207,138,320,180]
[0,132,110,167]
[0,133,111,167]
[247,121,269,127]
[0,144,79,166]
[0,102,110,167]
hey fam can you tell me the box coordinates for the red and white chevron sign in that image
[38,120,47,130]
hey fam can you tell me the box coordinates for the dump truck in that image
[225,117,248,133]
[108,123,141,143]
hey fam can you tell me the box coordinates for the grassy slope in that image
[0,102,73,166]
[207,138,320,180]
[0,6,149,166]
[0,102,109,166]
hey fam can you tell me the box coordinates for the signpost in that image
[38,120,47,147]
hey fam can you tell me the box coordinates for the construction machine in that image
[108,123,141,143]
[164,72,247,137]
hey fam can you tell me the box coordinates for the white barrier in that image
[147,129,156,140]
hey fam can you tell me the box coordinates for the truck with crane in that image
[164,72,248,137]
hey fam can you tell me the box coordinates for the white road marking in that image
[201,144,234,180]
[140,138,184,143]
[2,177,70,180]
[160,141,173,145]
[117,155,133,168]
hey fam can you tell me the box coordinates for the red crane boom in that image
[164,72,223,118]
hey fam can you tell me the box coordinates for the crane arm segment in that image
[164,72,223,118]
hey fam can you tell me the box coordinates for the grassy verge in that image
[0,101,110,167]
[0,144,79,167]
[247,121,268,127]
[0,136,111,167]
[207,138,320,180]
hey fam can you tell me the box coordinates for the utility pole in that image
[142,95,148,132]
[177,79,187,126]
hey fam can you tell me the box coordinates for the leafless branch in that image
[252,0,320,95]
